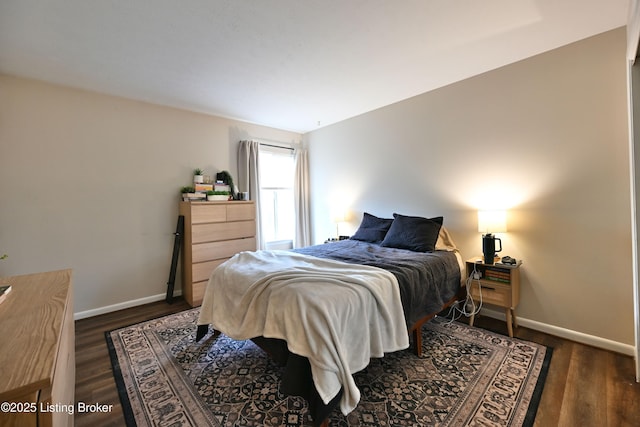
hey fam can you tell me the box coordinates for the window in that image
[259,145,295,250]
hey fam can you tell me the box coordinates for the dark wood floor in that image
[74,299,192,427]
[75,298,640,426]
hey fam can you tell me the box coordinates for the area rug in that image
[106,308,551,426]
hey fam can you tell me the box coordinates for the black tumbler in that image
[482,234,502,264]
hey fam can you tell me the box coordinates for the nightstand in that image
[465,257,522,337]
[324,236,350,243]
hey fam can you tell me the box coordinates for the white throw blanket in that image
[197,250,409,414]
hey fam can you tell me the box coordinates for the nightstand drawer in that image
[469,282,511,306]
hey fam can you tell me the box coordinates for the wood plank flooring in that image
[74,299,191,427]
[74,299,640,426]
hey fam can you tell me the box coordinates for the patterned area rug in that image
[106,308,550,426]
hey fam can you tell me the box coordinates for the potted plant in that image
[207,190,231,201]
[181,186,197,201]
[193,168,204,184]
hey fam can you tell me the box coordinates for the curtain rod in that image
[259,142,294,151]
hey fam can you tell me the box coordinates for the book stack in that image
[183,191,206,201]
[484,267,510,284]
[214,182,231,193]
[195,183,214,193]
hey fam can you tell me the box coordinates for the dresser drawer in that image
[192,220,255,244]
[192,237,256,263]
[192,258,229,282]
[469,282,511,306]
[227,203,256,221]
[191,204,227,224]
[190,280,207,307]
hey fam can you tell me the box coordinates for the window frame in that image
[258,144,295,250]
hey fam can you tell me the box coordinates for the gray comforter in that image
[294,239,462,328]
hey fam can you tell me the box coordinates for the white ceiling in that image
[0,0,630,133]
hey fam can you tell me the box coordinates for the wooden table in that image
[0,269,74,427]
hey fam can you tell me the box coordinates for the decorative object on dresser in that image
[0,269,75,427]
[179,200,256,307]
[195,182,214,193]
[193,168,204,184]
[206,190,231,201]
[215,170,237,199]
[181,186,204,201]
[466,257,522,337]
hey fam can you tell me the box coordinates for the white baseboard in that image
[479,307,635,356]
[74,290,182,321]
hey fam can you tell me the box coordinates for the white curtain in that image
[294,147,311,248]
[237,140,264,249]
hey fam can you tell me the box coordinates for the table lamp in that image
[331,206,346,240]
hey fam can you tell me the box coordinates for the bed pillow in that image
[380,214,443,252]
[350,212,394,243]
[435,225,458,251]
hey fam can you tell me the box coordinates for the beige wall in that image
[305,28,634,347]
[0,75,301,315]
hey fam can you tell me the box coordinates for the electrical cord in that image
[441,262,484,324]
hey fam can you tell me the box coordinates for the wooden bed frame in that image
[408,288,465,357]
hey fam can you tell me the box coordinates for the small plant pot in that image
[194,175,204,184]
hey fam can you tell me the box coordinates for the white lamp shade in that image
[478,210,507,234]
[331,206,346,223]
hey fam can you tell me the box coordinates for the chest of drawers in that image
[179,201,256,306]
[0,269,75,427]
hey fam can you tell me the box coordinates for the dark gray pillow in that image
[380,214,443,252]
[350,212,394,243]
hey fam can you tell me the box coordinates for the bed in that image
[196,212,465,426]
